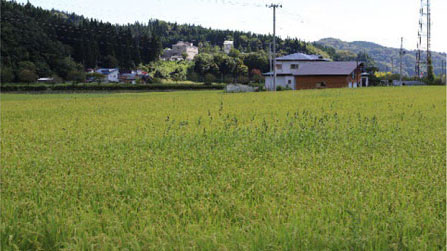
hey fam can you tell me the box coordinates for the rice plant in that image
[1,87,445,250]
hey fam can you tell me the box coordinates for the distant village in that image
[37,38,426,90]
[38,40,236,85]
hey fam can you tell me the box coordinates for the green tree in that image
[203,73,216,85]
[334,50,357,61]
[66,70,86,83]
[243,52,269,76]
[18,69,37,83]
[181,52,188,60]
[193,53,218,80]
[213,53,235,82]
[427,58,435,83]
[103,55,119,68]
[233,58,248,81]
[1,67,15,83]
[228,48,241,58]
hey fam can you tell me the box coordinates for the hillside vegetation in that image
[315,38,445,76]
[2,87,445,249]
[1,0,328,83]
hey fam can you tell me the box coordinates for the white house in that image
[264,53,329,90]
[96,68,119,83]
[223,41,234,54]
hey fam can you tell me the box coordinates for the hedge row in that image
[1,84,225,92]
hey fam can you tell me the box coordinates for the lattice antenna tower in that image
[416,0,431,78]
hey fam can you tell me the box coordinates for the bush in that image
[150,78,163,84]
[276,86,291,91]
[237,75,250,85]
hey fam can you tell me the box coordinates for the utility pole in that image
[443,54,447,84]
[416,0,432,79]
[399,37,404,84]
[391,57,394,74]
[426,0,432,74]
[268,43,272,89]
[442,59,445,84]
[267,3,282,91]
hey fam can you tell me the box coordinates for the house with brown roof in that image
[264,53,368,90]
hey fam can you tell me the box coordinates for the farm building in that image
[96,68,119,83]
[264,53,368,90]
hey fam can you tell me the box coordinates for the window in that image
[316,82,327,88]
[290,64,299,70]
[288,79,292,84]
[275,64,282,70]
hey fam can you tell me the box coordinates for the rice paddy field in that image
[1,87,446,250]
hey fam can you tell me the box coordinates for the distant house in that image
[37,77,54,83]
[119,73,137,84]
[96,68,119,83]
[162,41,198,61]
[264,53,367,90]
[223,41,234,54]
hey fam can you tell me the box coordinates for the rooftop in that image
[264,61,363,76]
[276,53,329,61]
[296,61,362,76]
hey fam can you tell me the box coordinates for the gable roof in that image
[276,53,329,61]
[96,68,119,75]
[263,62,362,76]
[295,61,361,76]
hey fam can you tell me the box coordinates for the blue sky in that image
[18,0,446,52]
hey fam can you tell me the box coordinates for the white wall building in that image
[223,41,234,54]
[96,68,119,83]
[264,53,329,90]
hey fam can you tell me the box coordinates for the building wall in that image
[295,73,360,90]
[265,76,296,90]
[107,71,119,82]
[170,43,198,60]
[275,61,301,75]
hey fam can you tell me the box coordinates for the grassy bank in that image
[0,83,225,92]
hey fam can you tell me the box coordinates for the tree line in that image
[1,0,354,84]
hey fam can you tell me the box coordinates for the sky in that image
[17,0,447,52]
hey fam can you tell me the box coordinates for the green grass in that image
[1,87,445,250]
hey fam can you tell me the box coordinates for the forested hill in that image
[315,38,445,76]
[0,0,328,82]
